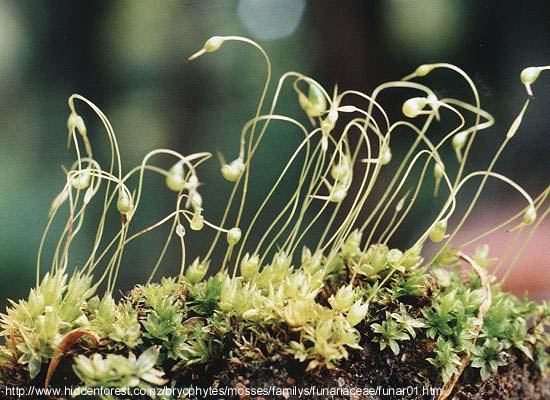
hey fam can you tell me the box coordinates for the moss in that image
[1,36,549,399]
[2,244,550,399]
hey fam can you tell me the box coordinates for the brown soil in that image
[2,337,549,400]
[210,339,550,400]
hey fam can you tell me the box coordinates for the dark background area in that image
[1,0,549,310]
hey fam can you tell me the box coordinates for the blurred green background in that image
[1,0,549,309]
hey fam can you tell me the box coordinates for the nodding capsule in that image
[190,207,204,231]
[71,169,91,190]
[452,131,468,157]
[380,147,392,165]
[415,64,436,77]
[523,205,537,225]
[204,36,225,53]
[331,160,350,181]
[67,112,87,137]
[402,97,428,118]
[307,84,327,117]
[429,219,448,243]
[227,227,242,246]
[166,162,186,192]
[221,158,245,182]
[188,36,225,60]
[520,67,541,85]
[117,189,133,214]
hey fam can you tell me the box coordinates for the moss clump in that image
[2,243,550,399]
[1,36,549,399]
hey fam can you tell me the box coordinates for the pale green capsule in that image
[71,169,91,190]
[166,162,185,192]
[523,205,537,225]
[520,67,541,85]
[402,97,427,118]
[67,112,87,137]
[117,189,132,214]
[190,207,204,231]
[429,219,447,243]
[227,227,242,246]
[204,36,224,53]
[221,158,245,182]
[307,84,327,117]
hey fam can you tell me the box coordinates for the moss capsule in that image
[227,227,242,246]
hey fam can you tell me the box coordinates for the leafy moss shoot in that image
[1,36,549,399]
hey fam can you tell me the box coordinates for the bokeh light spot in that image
[237,0,305,40]
[384,0,467,59]
[0,2,27,81]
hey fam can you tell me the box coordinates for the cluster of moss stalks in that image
[1,36,549,399]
